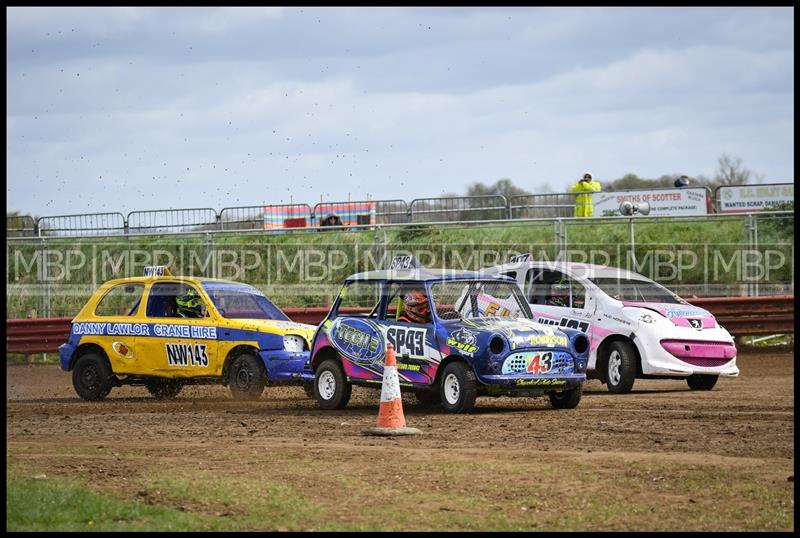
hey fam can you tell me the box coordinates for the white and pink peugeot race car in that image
[484,255,739,393]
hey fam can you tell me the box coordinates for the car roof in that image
[346,267,515,283]
[97,275,256,288]
[492,261,648,281]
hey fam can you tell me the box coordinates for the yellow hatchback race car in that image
[59,266,316,401]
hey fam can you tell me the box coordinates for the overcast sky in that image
[6,6,794,217]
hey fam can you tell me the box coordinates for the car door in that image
[135,281,219,377]
[380,281,442,386]
[523,268,594,335]
[325,280,386,382]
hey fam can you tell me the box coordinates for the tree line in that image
[451,153,765,200]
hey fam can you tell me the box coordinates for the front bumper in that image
[479,372,586,390]
[476,347,587,390]
[635,336,739,377]
[259,350,314,383]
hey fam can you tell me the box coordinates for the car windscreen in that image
[589,277,684,304]
[430,280,532,321]
[201,282,290,320]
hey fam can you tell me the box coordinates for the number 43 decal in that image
[527,352,553,374]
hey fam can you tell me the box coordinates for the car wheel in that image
[314,359,351,410]
[686,374,718,391]
[414,390,441,406]
[228,353,266,400]
[72,353,113,401]
[439,362,477,413]
[604,340,637,394]
[145,379,183,399]
[548,385,583,409]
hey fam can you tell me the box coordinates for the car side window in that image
[334,281,382,318]
[146,282,208,319]
[526,269,550,305]
[529,270,586,309]
[94,283,145,316]
[385,282,432,324]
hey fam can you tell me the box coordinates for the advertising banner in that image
[717,183,794,213]
[593,188,708,216]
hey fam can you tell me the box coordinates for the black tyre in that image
[439,362,478,413]
[314,359,351,410]
[72,353,114,401]
[686,374,719,391]
[228,353,267,400]
[604,340,637,394]
[145,378,183,399]
[414,389,441,407]
[548,385,583,409]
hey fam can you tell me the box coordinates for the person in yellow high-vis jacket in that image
[569,172,601,217]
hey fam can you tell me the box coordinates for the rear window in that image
[94,283,145,316]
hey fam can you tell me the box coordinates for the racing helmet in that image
[176,288,203,318]
[402,289,430,323]
[548,282,570,307]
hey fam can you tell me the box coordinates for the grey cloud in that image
[6,6,794,216]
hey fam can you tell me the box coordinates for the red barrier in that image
[6,296,793,356]
[6,317,74,355]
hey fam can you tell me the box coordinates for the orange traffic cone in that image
[363,343,422,436]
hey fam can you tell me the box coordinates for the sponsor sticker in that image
[640,313,656,324]
[665,307,705,319]
[330,318,384,364]
[536,316,589,333]
[515,378,567,386]
[527,334,569,347]
[73,322,150,336]
[447,327,479,354]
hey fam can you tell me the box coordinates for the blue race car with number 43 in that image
[308,256,590,413]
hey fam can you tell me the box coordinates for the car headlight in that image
[283,334,307,352]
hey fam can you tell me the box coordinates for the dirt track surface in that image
[6,349,795,531]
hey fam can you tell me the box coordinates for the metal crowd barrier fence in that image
[409,195,508,223]
[312,199,409,227]
[373,199,410,224]
[37,212,127,237]
[509,193,576,219]
[7,185,794,237]
[127,208,219,234]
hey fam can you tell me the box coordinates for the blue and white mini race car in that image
[308,256,590,413]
